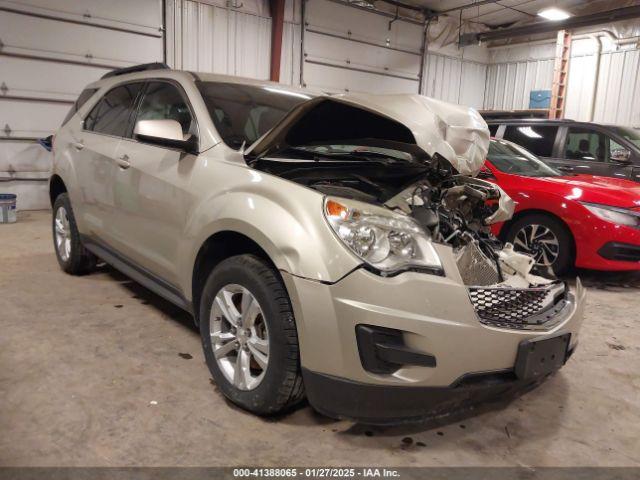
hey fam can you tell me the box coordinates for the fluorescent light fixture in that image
[538,7,571,21]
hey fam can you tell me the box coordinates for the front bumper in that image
[282,250,585,423]
[574,218,640,271]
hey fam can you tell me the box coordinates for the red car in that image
[484,139,640,274]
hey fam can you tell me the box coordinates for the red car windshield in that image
[488,139,560,177]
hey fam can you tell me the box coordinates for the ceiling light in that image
[538,7,571,21]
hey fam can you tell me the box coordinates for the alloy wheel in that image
[54,206,72,262]
[210,284,269,391]
[513,224,560,268]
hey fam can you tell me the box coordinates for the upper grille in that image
[468,283,568,330]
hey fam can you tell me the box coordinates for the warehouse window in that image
[502,125,558,157]
[84,83,144,137]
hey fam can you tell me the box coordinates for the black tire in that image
[52,193,97,275]
[505,213,574,276]
[199,254,304,415]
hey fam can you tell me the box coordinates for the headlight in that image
[323,197,442,275]
[582,202,640,228]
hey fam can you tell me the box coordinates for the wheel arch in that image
[499,209,577,258]
[191,230,280,325]
[49,174,67,206]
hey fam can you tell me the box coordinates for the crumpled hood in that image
[245,94,490,177]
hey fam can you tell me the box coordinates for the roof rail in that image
[101,62,170,79]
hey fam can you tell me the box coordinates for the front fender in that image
[178,163,362,297]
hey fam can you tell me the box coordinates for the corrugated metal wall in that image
[565,37,640,127]
[483,43,556,110]
[422,53,486,109]
[165,0,271,79]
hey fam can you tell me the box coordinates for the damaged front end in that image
[246,95,572,331]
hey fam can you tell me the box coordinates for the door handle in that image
[71,141,84,151]
[557,166,574,173]
[116,154,131,169]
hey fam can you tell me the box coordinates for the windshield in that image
[488,139,560,177]
[196,82,311,149]
[611,126,640,149]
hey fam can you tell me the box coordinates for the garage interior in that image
[1,0,640,470]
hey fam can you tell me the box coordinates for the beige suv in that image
[50,64,585,424]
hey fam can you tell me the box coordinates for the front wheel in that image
[199,254,304,415]
[505,213,573,276]
[52,193,97,275]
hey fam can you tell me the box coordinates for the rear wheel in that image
[199,254,304,415]
[505,213,573,275]
[52,193,97,275]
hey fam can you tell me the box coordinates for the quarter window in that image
[84,83,144,137]
[502,125,558,157]
[61,88,98,127]
[134,82,196,138]
[564,128,605,162]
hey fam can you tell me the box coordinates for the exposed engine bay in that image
[253,152,555,289]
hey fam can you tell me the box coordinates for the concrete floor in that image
[1,210,639,467]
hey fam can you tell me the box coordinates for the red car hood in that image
[497,173,640,209]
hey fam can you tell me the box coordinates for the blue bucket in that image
[0,194,17,223]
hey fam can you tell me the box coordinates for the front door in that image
[109,80,199,286]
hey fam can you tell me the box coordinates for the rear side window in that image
[84,83,144,137]
[61,88,98,126]
[502,125,558,157]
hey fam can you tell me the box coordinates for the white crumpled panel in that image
[338,93,491,177]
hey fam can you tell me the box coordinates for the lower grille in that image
[468,282,568,330]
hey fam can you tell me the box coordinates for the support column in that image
[269,0,285,82]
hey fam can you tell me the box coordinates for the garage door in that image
[0,0,163,209]
[302,0,424,94]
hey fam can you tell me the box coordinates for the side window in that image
[84,83,143,137]
[487,124,500,137]
[564,128,605,162]
[61,87,98,127]
[502,125,559,157]
[134,82,196,138]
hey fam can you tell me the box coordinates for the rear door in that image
[109,80,199,285]
[74,82,144,241]
[559,126,633,179]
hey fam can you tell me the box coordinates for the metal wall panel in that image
[592,48,640,127]
[0,0,162,36]
[421,54,486,109]
[280,20,301,86]
[165,0,271,79]
[302,0,422,93]
[0,10,162,68]
[483,59,554,110]
[0,56,110,102]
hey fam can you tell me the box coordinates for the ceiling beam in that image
[472,4,640,42]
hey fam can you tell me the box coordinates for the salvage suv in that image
[50,63,585,424]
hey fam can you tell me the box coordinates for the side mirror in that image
[477,167,495,180]
[611,147,632,164]
[134,119,198,154]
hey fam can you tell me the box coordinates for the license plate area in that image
[515,333,571,380]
